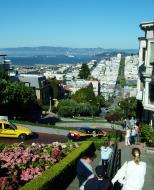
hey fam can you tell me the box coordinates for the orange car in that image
[67,127,106,140]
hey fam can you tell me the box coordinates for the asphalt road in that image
[0,133,68,144]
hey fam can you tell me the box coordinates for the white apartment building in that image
[44,71,65,80]
[125,55,138,81]
[137,21,154,126]
[65,79,100,96]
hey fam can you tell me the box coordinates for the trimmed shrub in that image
[86,138,109,149]
[141,124,154,147]
[0,143,6,151]
[20,141,94,190]
[105,113,122,122]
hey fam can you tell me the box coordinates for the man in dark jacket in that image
[84,165,113,190]
[76,154,95,189]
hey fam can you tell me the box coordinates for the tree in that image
[0,70,9,81]
[57,99,77,117]
[78,63,90,79]
[72,87,96,104]
[48,78,64,100]
[76,103,91,116]
[57,99,100,117]
[118,97,137,118]
[0,81,41,121]
[96,96,106,107]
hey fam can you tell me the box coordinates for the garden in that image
[0,141,80,190]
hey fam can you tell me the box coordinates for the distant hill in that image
[94,51,137,59]
[0,46,138,56]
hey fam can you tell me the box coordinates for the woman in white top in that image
[125,127,131,146]
[112,148,146,190]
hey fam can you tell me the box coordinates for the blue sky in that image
[0,0,154,49]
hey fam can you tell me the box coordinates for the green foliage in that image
[76,102,92,116]
[48,78,63,99]
[20,141,94,190]
[57,99,77,117]
[116,57,126,88]
[96,96,106,107]
[72,87,96,104]
[57,88,103,117]
[0,70,9,81]
[0,80,41,120]
[57,99,100,117]
[78,63,91,79]
[141,124,154,147]
[85,138,109,149]
[118,97,137,118]
[0,143,6,151]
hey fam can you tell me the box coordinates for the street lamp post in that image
[48,97,52,112]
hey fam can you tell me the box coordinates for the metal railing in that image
[107,143,121,179]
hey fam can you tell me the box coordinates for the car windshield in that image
[10,122,17,130]
[77,128,86,133]
[77,128,93,134]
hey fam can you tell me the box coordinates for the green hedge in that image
[85,137,108,149]
[20,141,95,190]
[141,124,154,147]
[0,143,6,151]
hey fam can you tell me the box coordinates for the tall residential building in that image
[137,21,154,126]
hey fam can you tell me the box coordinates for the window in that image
[142,48,146,62]
[149,83,154,103]
[0,123,2,129]
[150,42,154,64]
[4,124,12,130]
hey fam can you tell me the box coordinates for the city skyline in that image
[0,0,154,49]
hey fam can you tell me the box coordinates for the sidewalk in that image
[119,142,154,190]
[67,142,154,190]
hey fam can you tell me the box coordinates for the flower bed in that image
[0,142,79,190]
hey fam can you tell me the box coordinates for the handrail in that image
[107,143,121,179]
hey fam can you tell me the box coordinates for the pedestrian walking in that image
[125,127,131,146]
[76,153,95,190]
[84,165,113,190]
[112,148,146,190]
[130,127,136,145]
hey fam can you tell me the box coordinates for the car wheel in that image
[19,134,27,141]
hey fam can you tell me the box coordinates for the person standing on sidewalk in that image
[112,148,146,190]
[101,142,113,174]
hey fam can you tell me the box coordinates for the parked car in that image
[0,120,33,140]
[67,127,106,140]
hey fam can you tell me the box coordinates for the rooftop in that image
[140,21,154,30]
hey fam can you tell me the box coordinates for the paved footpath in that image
[67,142,154,190]
[56,122,122,130]
[117,142,154,190]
